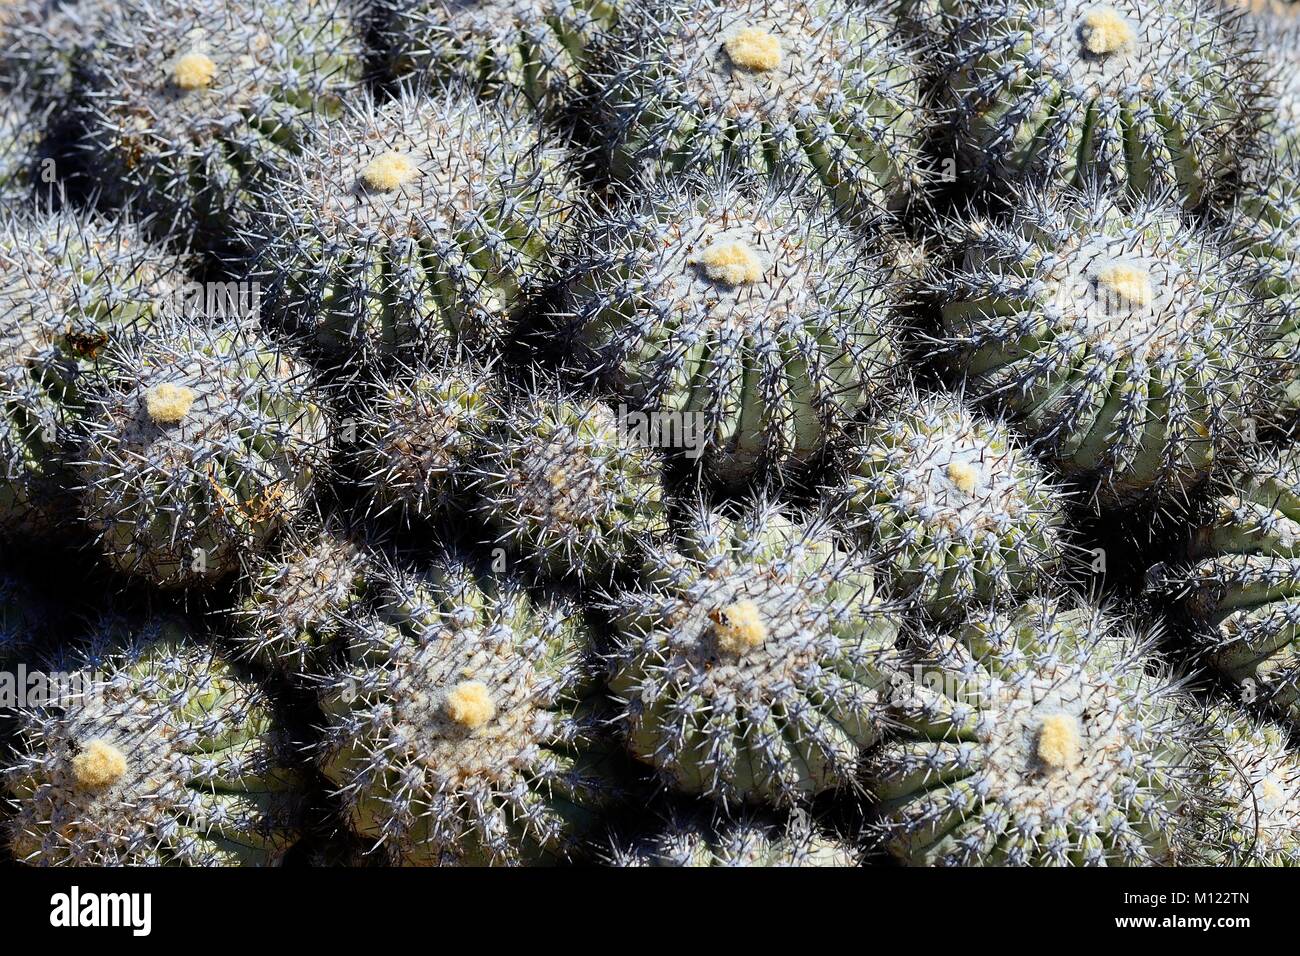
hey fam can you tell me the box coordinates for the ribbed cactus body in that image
[608,500,900,805]
[470,391,667,581]
[4,617,305,866]
[380,0,619,112]
[355,359,497,522]
[871,599,1201,865]
[252,88,577,360]
[563,173,901,484]
[940,0,1261,203]
[610,810,858,865]
[1193,707,1300,865]
[75,0,363,241]
[0,94,37,203]
[1,210,187,536]
[828,392,1066,613]
[592,0,927,214]
[235,522,370,683]
[937,187,1260,505]
[74,321,331,588]
[1165,447,1300,721]
[318,558,614,865]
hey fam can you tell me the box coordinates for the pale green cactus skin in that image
[354,360,498,523]
[317,558,615,865]
[937,186,1261,505]
[74,321,331,589]
[380,0,621,113]
[940,0,1264,203]
[609,810,859,866]
[608,499,901,806]
[593,0,929,215]
[1165,446,1300,722]
[75,0,364,240]
[1191,706,1300,866]
[3,617,306,866]
[251,87,578,360]
[870,599,1203,866]
[563,172,903,484]
[470,391,667,581]
[827,392,1067,614]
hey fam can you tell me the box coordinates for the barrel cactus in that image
[1191,706,1300,866]
[250,86,578,360]
[73,320,332,588]
[0,94,38,203]
[317,557,615,865]
[353,358,498,523]
[826,392,1068,614]
[609,809,859,865]
[870,598,1203,865]
[936,185,1261,505]
[608,499,901,806]
[74,0,364,243]
[469,390,667,581]
[562,172,903,484]
[234,518,371,684]
[939,0,1264,203]
[379,0,619,113]
[0,0,116,101]
[1162,446,1300,723]
[3,615,306,865]
[1,209,187,537]
[591,0,929,215]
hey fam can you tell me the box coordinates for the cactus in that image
[609,809,858,865]
[74,0,364,244]
[1,209,187,536]
[250,86,578,360]
[0,566,51,672]
[354,358,498,523]
[469,389,667,581]
[0,94,38,203]
[3,615,305,865]
[317,556,615,865]
[1162,445,1300,722]
[73,319,331,588]
[1192,706,1300,865]
[561,172,903,484]
[378,0,619,113]
[870,598,1203,865]
[0,0,116,101]
[608,499,901,805]
[936,185,1261,505]
[826,391,1068,614]
[234,517,371,684]
[591,0,928,215]
[939,0,1264,204]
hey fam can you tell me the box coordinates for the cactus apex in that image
[693,238,764,285]
[710,599,768,655]
[445,680,497,730]
[1036,713,1082,770]
[360,151,419,191]
[722,26,782,72]
[1079,5,1136,56]
[170,50,217,90]
[70,740,129,791]
[143,382,196,424]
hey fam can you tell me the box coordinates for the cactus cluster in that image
[5,0,1300,873]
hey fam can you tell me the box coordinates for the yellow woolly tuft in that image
[446,680,496,730]
[144,382,196,424]
[1036,714,1082,770]
[946,461,980,495]
[1095,261,1154,309]
[71,740,128,790]
[724,27,782,71]
[171,51,217,90]
[1080,6,1136,55]
[712,600,768,655]
[361,152,419,191]
[694,239,764,285]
